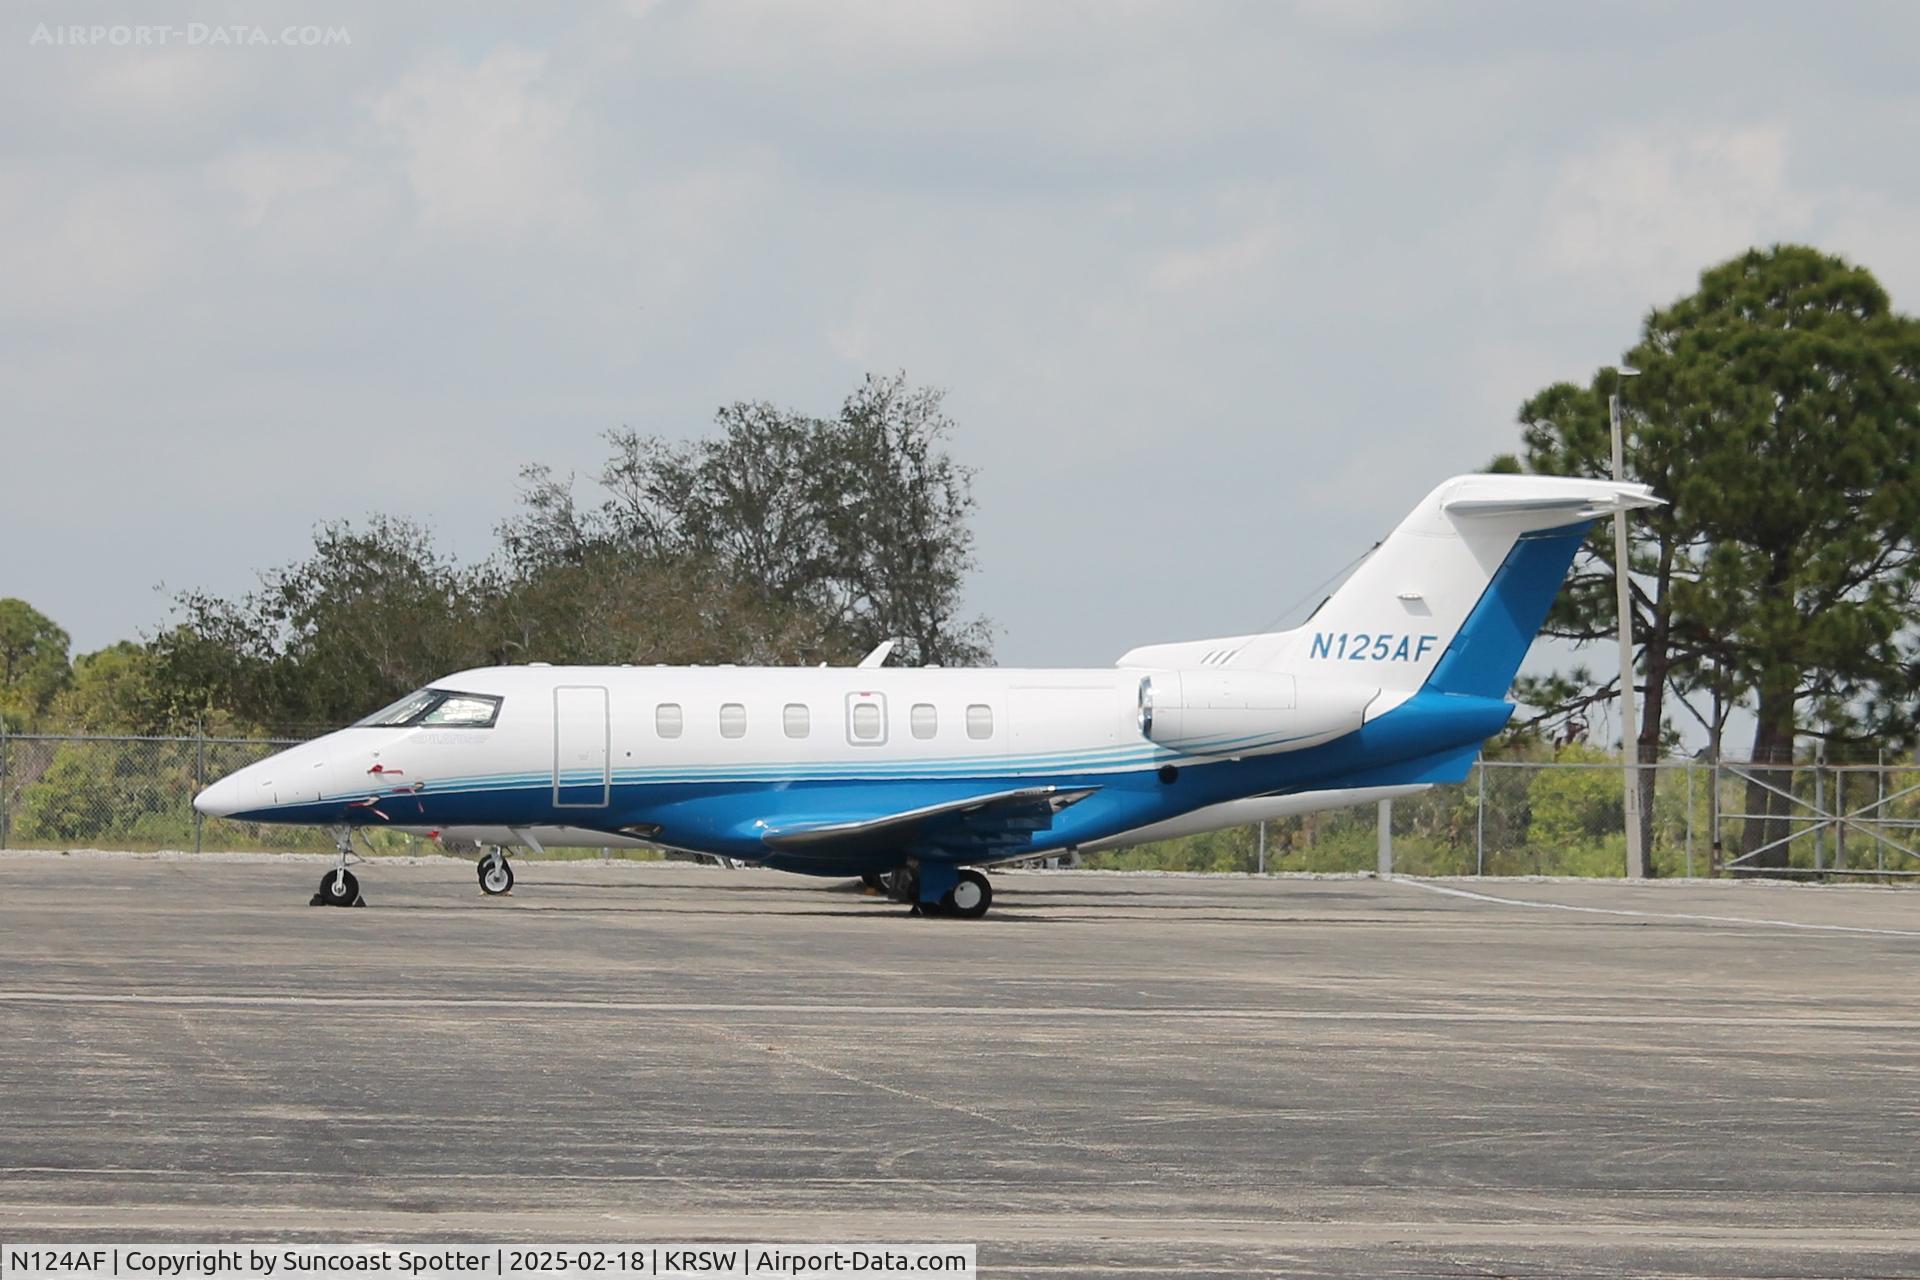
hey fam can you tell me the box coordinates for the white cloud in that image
[0,168,200,319]
[1150,223,1295,293]
[1531,126,1815,306]
[1529,122,1920,321]
[1820,192,1920,306]
[1466,336,1575,423]
[372,47,593,240]
[206,145,353,229]
[1287,0,1420,35]
[662,0,1097,74]
[9,2,1920,664]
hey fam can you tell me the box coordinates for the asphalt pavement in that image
[2,854,1916,1277]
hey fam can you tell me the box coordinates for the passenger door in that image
[553,685,611,808]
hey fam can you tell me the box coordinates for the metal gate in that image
[1718,760,1920,876]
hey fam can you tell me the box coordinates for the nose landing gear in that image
[478,847,515,896]
[311,829,367,907]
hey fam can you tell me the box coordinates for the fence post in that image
[1256,819,1266,875]
[1709,756,1721,876]
[1834,770,1846,871]
[1878,752,1887,876]
[1813,761,1825,872]
[0,717,9,851]
[1684,761,1694,878]
[1475,762,1486,876]
[1376,798,1393,878]
[193,721,206,855]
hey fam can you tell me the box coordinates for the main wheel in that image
[944,870,992,920]
[479,859,514,895]
[315,868,360,907]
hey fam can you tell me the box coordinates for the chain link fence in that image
[0,729,336,853]
[1087,758,1920,878]
[1454,759,1919,878]
[1,727,1915,877]
[1465,760,1712,877]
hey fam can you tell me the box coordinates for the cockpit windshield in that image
[354,688,503,729]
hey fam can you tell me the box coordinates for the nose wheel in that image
[311,829,366,907]
[312,868,363,907]
[478,849,515,896]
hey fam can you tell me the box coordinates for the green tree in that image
[0,598,71,729]
[1508,246,1920,868]
[151,516,494,731]
[1526,744,1624,854]
[14,737,191,846]
[147,373,993,730]
[46,642,169,732]
[508,373,993,665]
[483,544,851,669]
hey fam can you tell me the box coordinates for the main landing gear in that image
[478,846,515,896]
[311,828,366,907]
[880,865,994,919]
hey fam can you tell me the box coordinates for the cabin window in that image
[719,703,747,739]
[845,692,888,745]
[910,703,938,739]
[783,703,810,738]
[966,703,994,739]
[655,703,683,738]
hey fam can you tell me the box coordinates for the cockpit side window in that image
[421,695,501,726]
[356,690,441,727]
[355,688,502,729]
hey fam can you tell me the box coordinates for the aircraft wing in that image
[760,785,1098,860]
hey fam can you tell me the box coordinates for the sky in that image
[5,0,1920,698]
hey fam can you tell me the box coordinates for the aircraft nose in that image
[193,773,244,818]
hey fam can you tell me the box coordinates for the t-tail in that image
[1119,474,1663,702]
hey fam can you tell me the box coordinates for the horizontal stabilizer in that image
[761,785,1099,860]
[1444,486,1661,520]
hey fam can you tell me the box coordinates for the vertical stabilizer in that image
[1118,475,1661,703]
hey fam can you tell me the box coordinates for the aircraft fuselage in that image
[195,664,1508,876]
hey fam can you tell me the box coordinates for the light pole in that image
[1610,365,1646,879]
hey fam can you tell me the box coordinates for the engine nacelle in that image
[1137,669,1376,757]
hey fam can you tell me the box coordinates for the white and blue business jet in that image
[194,473,1658,916]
